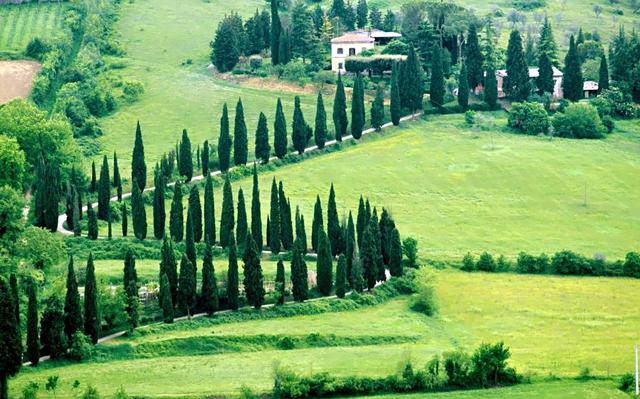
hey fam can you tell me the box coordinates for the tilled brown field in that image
[0,60,40,104]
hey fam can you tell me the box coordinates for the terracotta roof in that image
[331,32,375,44]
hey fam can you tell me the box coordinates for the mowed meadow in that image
[10,269,640,397]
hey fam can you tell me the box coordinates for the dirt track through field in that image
[0,60,40,104]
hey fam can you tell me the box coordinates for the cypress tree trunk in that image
[251,165,263,250]
[335,255,346,298]
[84,254,100,344]
[131,182,147,240]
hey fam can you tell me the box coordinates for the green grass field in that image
[10,270,639,397]
[0,2,67,55]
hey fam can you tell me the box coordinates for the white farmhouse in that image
[331,29,402,73]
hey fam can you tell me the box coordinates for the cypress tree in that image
[243,233,265,309]
[537,52,555,95]
[201,243,219,313]
[64,256,83,341]
[274,98,288,159]
[125,280,140,330]
[266,216,271,250]
[153,170,166,239]
[251,165,263,250]
[196,145,201,171]
[295,206,308,254]
[356,196,366,247]
[124,249,138,299]
[220,175,235,247]
[430,44,445,107]
[345,212,355,284]
[132,121,147,191]
[26,280,39,366]
[160,236,179,305]
[311,195,323,252]
[269,178,281,253]
[405,46,424,112]
[598,54,609,93]
[333,73,348,141]
[9,274,18,330]
[40,296,66,360]
[292,96,308,154]
[185,210,197,274]
[365,199,371,226]
[121,202,128,237]
[255,112,271,163]
[275,259,286,304]
[466,24,484,89]
[350,241,365,292]
[0,276,22,399]
[90,161,97,193]
[218,103,232,172]
[485,63,498,109]
[314,91,327,149]
[98,155,110,220]
[204,175,216,245]
[160,273,174,323]
[131,180,147,240]
[389,227,403,277]
[202,140,210,176]
[177,254,196,317]
[327,184,340,256]
[108,209,113,239]
[84,253,100,344]
[290,238,309,301]
[279,182,294,251]
[390,62,401,126]
[188,185,203,243]
[505,30,530,101]
[35,160,60,232]
[316,228,333,296]
[270,0,281,65]
[351,74,365,139]
[371,83,384,130]
[236,188,248,252]
[114,152,122,201]
[562,35,583,102]
[65,182,74,231]
[538,17,558,66]
[179,129,193,182]
[335,255,346,298]
[72,187,81,237]
[361,215,383,290]
[226,232,239,310]
[234,98,248,165]
[170,182,184,242]
[458,62,469,109]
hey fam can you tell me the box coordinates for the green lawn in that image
[0,2,67,55]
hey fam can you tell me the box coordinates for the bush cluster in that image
[507,102,550,135]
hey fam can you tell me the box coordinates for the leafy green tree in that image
[178,255,196,316]
[0,276,22,399]
[132,121,147,191]
[188,185,203,243]
[227,232,240,310]
[292,96,309,154]
[236,188,248,252]
[537,52,555,95]
[390,63,401,125]
[430,44,445,107]
[40,297,66,359]
[201,140,210,176]
[160,273,174,323]
[269,178,281,253]
[83,254,100,344]
[0,136,26,190]
[275,259,286,304]
[97,155,110,220]
[335,255,347,298]
[369,5,382,28]
[220,175,235,248]
[295,206,308,254]
[562,35,583,102]
[505,30,530,101]
[201,243,219,313]
[251,165,263,250]
[598,54,609,93]
[311,195,323,252]
[218,103,232,172]
[64,256,83,341]
[290,238,309,301]
[466,24,484,89]
[350,241,365,292]
[160,236,178,305]
[351,74,365,139]
[242,233,265,309]
[204,175,216,245]
[314,91,327,149]
[538,17,558,66]
[87,202,98,240]
[371,84,385,130]
[270,0,282,65]
[26,280,39,366]
[316,228,333,296]
[274,98,288,158]
[131,181,147,240]
[153,170,166,239]
[255,112,270,163]
[326,184,341,256]
[389,228,403,277]
[290,2,318,61]
[211,14,242,72]
[333,73,348,141]
[458,62,469,109]
[121,202,128,237]
[185,211,197,272]
[170,182,184,242]
[234,98,248,165]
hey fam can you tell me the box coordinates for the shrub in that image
[496,255,511,272]
[619,373,634,392]
[516,252,549,274]
[382,39,410,55]
[464,110,476,125]
[552,103,606,139]
[507,102,550,135]
[402,237,418,268]
[249,55,263,70]
[81,385,100,399]
[461,252,475,271]
[591,88,638,118]
[278,59,308,84]
[470,342,519,388]
[551,250,589,275]
[476,252,496,272]
[122,80,145,102]
[512,0,546,10]
[25,38,51,60]
[623,252,640,278]
[67,332,94,361]
[278,336,295,350]
[410,269,437,316]
[21,382,39,399]
[443,351,471,388]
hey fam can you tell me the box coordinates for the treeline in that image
[275,342,519,398]
[460,250,640,278]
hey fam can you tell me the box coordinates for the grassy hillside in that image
[10,270,639,397]
[0,2,68,56]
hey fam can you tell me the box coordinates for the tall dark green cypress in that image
[430,44,445,107]
[379,208,395,266]
[153,170,166,239]
[251,165,263,250]
[177,254,196,316]
[562,35,583,102]
[485,63,498,109]
[537,52,555,95]
[311,195,323,252]
[72,187,81,237]
[226,231,239,310]
[202,140,210,176]
[270,0,281,65]
[255,112,271,163]
[204,175,216,245]
[279,182,293,250]
[201,243,219,313]
[505,30,530,101]
[327,184,340,256]
[371,211,385,281]
[316,227,333,296]
[371,83,384,130]
[9,274,18,328]
[121,202,128,237]
[179,129,193,182]
[290,237,308,302]
[220,175,235,248]
[598,54,609,93]
[292,96,308,155]
[345,211,356,284]
[160,273,174,323]
[361,216,383,290]
[274,98,288,159]
[405,46,424,112]
[160,236,179,305]
[236,188,248,252]
[87,201,98,240]
[275,259,286,304]
[26,280,39,366]
[64,256,82,341]
[335,255,346,298]
[351,74,365,139]
[333,73,348,141]
[124,249,138,298]
[465,24,484,89]
[131,180,147,240]
[98,155,110,220]
[170,182,184,242]
[390,62,401,125]
[295,206,308,254]
[234,98,248,165]
[314,91,327,149]
[188,185,203,243]
[242,233,265,309]
[356,195,366,247]
[350,240,365,292]
[0,275,22,399]
[114,152,122,201]
[83,253,99,344]
[90,161,97,193]
[35,160,60,232]
[132,121,147,191]
[269,178,281,253]
[186,211,197,278]
[389,227,403,277]
[218,103,232,172]
[458,62,469,109]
